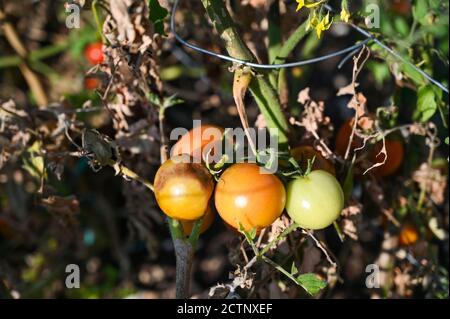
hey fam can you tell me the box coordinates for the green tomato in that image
[286,170,344,230]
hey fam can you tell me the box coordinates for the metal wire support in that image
[170,0,448,94]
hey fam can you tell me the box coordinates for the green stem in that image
[92,0,107,43]
[261,255,299,285]
[0,42,69,69]
[272,20,309,65]
[200,0,290,147]
[260,222,299,256]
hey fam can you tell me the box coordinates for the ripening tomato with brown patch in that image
[370,139,405,177]
[291,145,336,176]
[171,125,225,162]
[84,42,104,65]
[154,154,214,221]
[214,163,286,232]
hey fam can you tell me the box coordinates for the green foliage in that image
[296,273,327,296]
[415,85,440,122]
[149,0,169,36]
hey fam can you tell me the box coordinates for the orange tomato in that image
[171,125,225,162]
[291,146,336,176]
[399,224,419,246]
[181,205,215,236]
[335,118,363,157]
[371,139,404,177]
[154,154,214,221]
[84,76,100,90]
[84,42,104,65]
[214,163,286,232]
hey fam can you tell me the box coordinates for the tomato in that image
[84,76,100,90]
[181,205,215,236]
[214,163,286,232]
[84,42,104,65]
[370,139,404,177]
[291,146,336,176]
[335,118,363,157]
[154,154,214,221]
[391,0,411,16]
[171,125,225,162]
[286,170,344,230]
[399,224,418,246]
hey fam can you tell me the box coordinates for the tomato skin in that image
[391,0,411,15]
[286,170,344,230]
[171,125,225,162]
[84,42,104,65]
[214,163,286,232]
[399,224,419,246]
[335,118,363,157]
[291,146,336,176]
[84,76,100,90]
[154,154,214,221]
[181,205,215,236]
[371,140,404,177]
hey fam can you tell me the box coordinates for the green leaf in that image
[296,273,327,296]
[239,223,257,241]
[342,164,354,203]
[291,262,299,276]
[368,61,391,87]
[149,0,169,36]
[163,94,184,109]
[415,85,438,122]
[401,62,426,86]
[413,0,429,25]
[445,137,449,145]
[146,92,162,106]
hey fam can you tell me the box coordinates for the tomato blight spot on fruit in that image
[154,154,214,221]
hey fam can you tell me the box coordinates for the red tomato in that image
[84,77,100,90]
[84,42,104,65]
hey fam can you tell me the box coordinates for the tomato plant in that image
[286,170,344,230]
[154,154,214,221]
[214,163,286,232]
